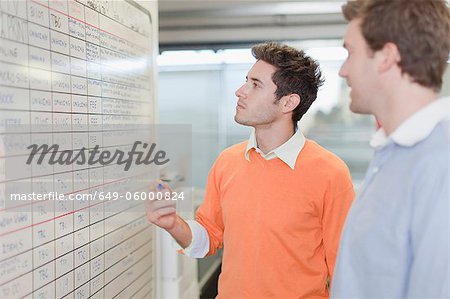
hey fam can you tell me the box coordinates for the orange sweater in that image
[196,140,354,298]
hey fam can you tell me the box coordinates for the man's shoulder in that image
[302,139,350,174]
[410,120,449,169]
[216,140,248,162]
[426,119,449,146]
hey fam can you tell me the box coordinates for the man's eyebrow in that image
[248,76,265,86]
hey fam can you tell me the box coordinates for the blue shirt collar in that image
[371,96,450,149]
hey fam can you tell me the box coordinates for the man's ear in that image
[377,42,401,73]
[282,94,301,113]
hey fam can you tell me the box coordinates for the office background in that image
[0,1,448,298]
[156,1,450,298]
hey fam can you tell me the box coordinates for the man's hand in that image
[146,181,193,248]
[146,181,177,230]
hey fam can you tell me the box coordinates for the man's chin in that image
[349,101,371,115]
[234,116,250,126]
[349,98,361,114]
[349,101,358,113]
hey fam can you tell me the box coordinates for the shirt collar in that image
[245,128,306,169]
[370,96,450,149]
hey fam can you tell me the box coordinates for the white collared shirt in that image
[180,128,307,257]
[245,128,306,169]
[370,96,450,149]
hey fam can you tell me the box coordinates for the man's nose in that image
[235,83,247,98]
[339,61,348,78]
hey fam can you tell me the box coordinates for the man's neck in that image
[254,122,295,154]
[376,83,438,136]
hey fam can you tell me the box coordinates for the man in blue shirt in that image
[332,0,450,298]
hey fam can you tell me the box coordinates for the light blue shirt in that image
[332,97,450,299]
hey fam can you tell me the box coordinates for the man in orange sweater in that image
[147,42,354,298]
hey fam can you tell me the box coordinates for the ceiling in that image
[158,0,348,51]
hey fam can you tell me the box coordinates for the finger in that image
[149,179,165,189]
[152,199,176,210]
[146,199,175,213]
[149,180,172,193]
[158,181,173,192]
[149,180,160,192]
[155,206,176,218]
[148,191,172,199]
[146,206,176,223]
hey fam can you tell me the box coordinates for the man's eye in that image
[253,83,258,88]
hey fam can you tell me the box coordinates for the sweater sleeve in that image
[322,166,355,284]
[195,157,225,256]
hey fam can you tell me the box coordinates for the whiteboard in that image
[0,0,156,298]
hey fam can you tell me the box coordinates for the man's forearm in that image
[167,216,193,248]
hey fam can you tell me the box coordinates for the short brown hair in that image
[342,0,450,92]
[251,42,324,128]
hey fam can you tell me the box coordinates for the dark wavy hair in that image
[252,42,324,129]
